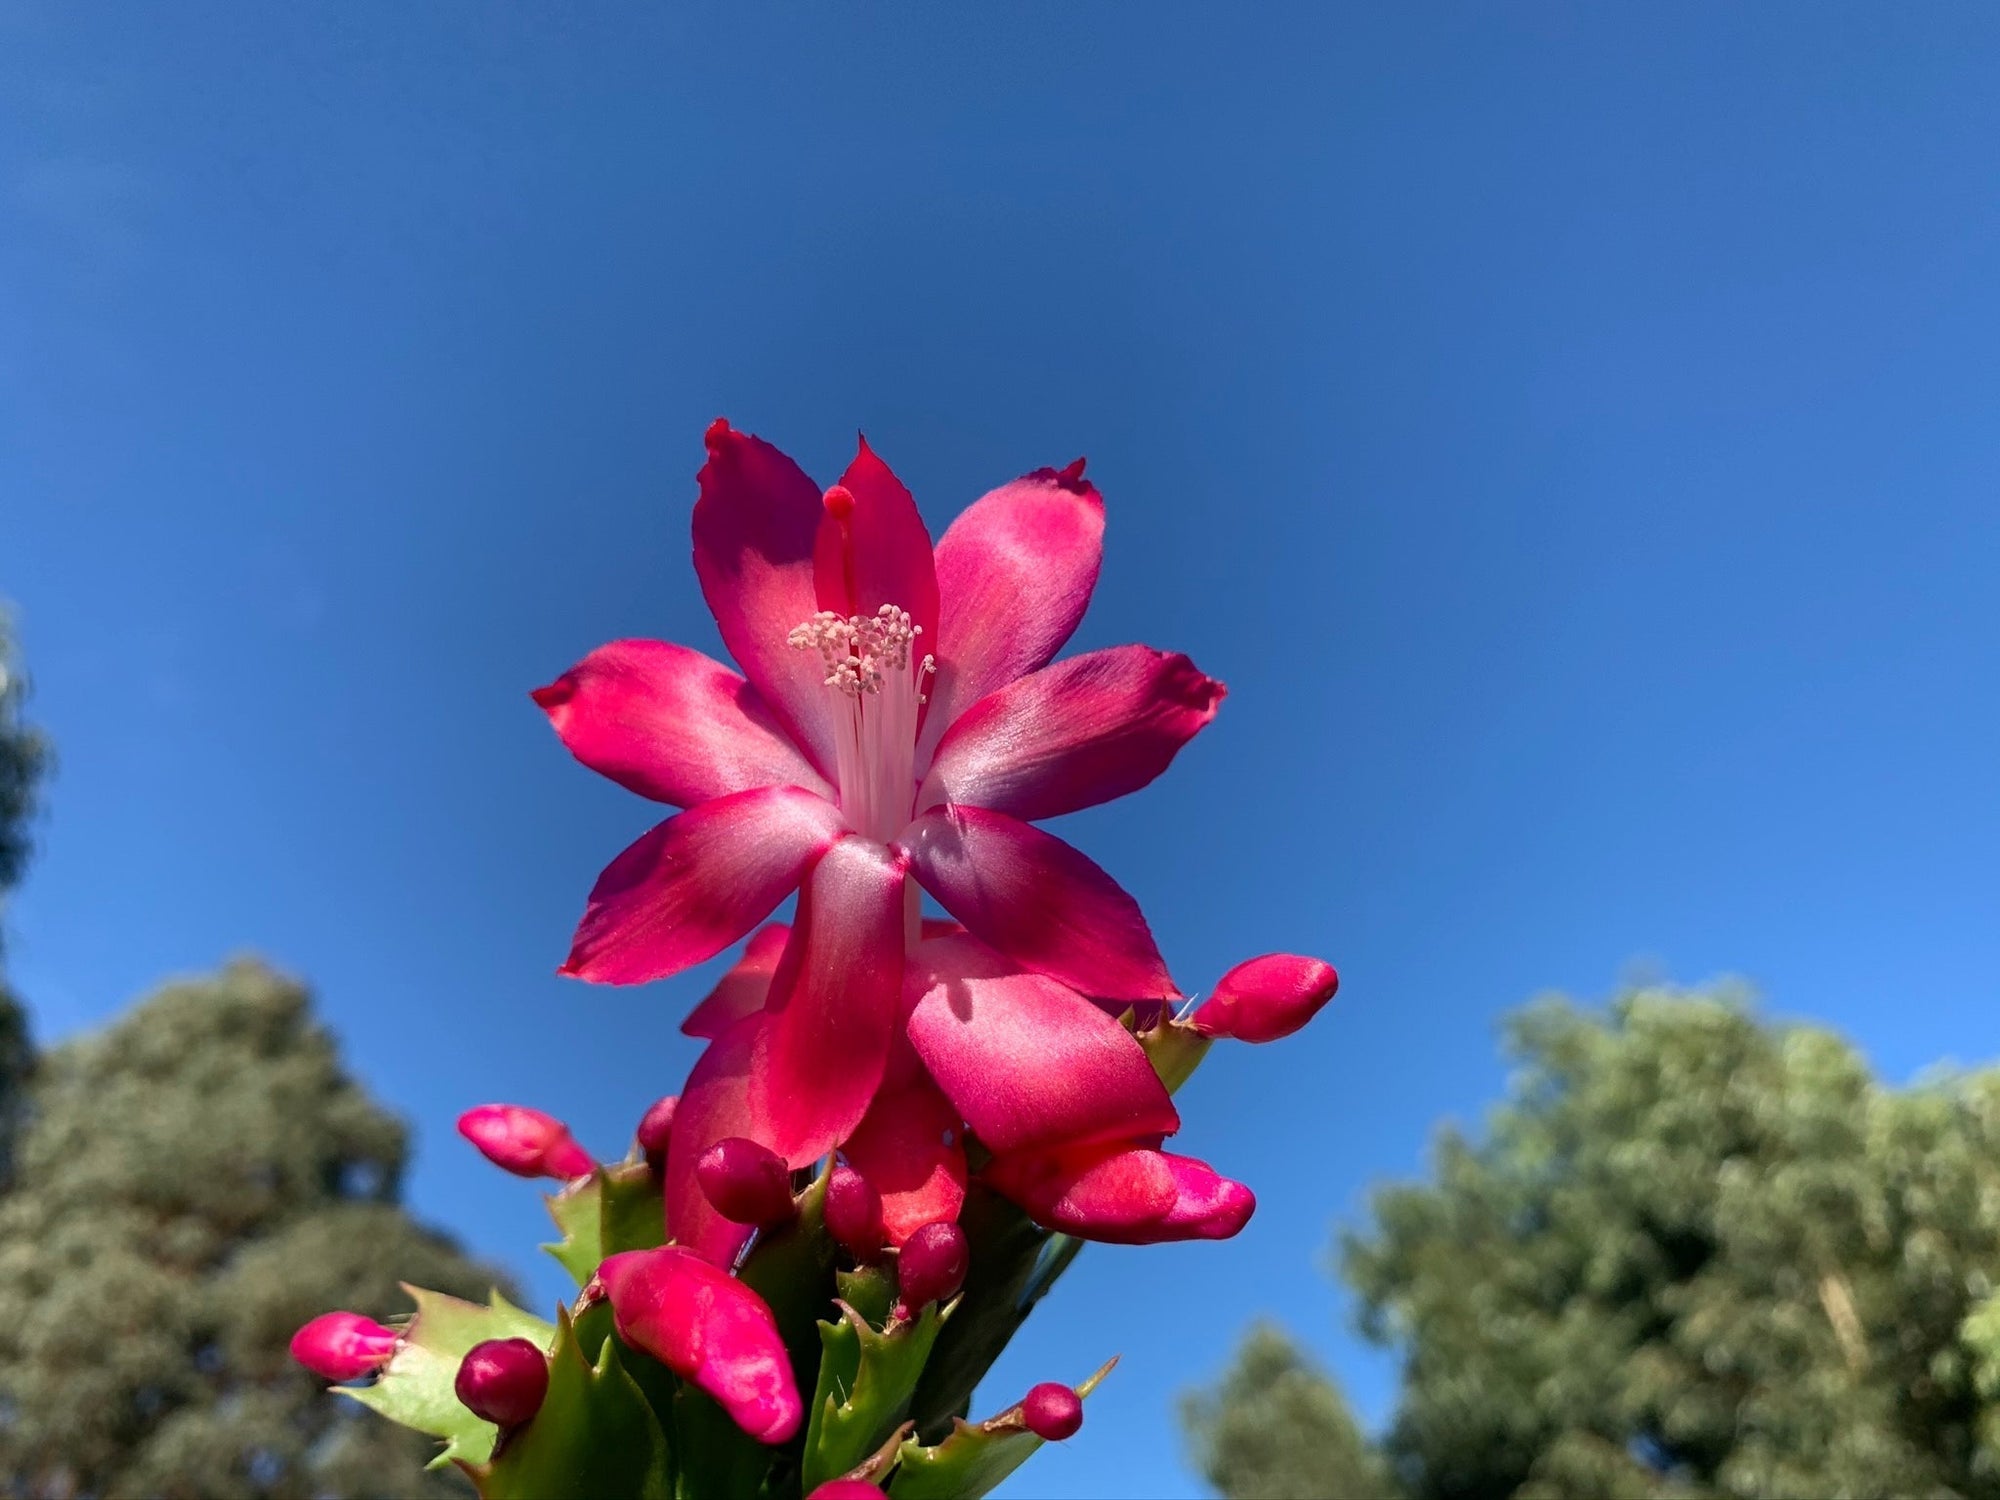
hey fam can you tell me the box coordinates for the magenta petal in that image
[532,640,829,809]
[814,436,940,642]
[664,1014,761,1267]
[901,804,1178,1000]
[681,923,790,1040]
[983,1140,1178,1238]
[750,837,907,1165]
[919,462,1105,763]
[595,1246,802,1445]
[561,786,844,987]
[904,933,1179,1156]
[290,1312,398,1381]
[919,645,1225,820]
[692,421,836,777]
[839,1070,968,1247]
[983,1141,1254,1244]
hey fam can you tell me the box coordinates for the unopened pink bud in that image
[805,1482,885,1499]
[289,1311,397,1381]
[636,1095,678,1172]
[1189,954,1338,1044]
[697,1136,795,1227]
[1022,1381,1084,1441]
[593,1246,802,1444]
[824,1165,884,1260]
[457,1103,594,1180]
[984,1141,1256,1245]
[896,1220,969,1315]
[454,1337,549,1427]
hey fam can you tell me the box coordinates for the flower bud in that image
[289,1311,397,1381]
[806,1482,884,1499]
[696,1136,795,1228]
[1189,954,1338,1044]
[592,1246,801,1444]
[1021,1381,1084,1441]
[896,1220,969,1315]
[457,1103,594,1180]
[454,1337,549,1428]
[984,1141,1256,1245]
[824,1165,885,1260]
[636,1095,677,1172]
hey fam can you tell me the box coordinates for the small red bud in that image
[455,1337,549,1428]
[290,1311,397,1381]
[824,1165,885,1260]
[806,1481,885,1499]
[1021,1381,1083,1441]
[457,1104,594,1180]
[636,1095,677,1172]
[696,1136,795,1227]
[896,1220,969,1315]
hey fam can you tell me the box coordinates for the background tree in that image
[1186,984,2000,1499]
[0,618,511,1497]
[1181,1321,1397,1500]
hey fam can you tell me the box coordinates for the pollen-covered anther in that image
[787,600,931,841]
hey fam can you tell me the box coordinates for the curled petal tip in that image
[529,676,571,711]
[290,1311,397,1382]
[1058,457,1087,486]
[704,416,734,451]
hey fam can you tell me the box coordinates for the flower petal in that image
[749,837,908,1164]
[664,1013,761,1267]
[904,932,1179,1155]
[918,645,1225,820]
[533,640,829,809]
[562,786,844,986]
[692,420,836,776]
[681,923,790,1040]
[919,461,1104,764]
[594,1246,802,1444]
[815,436,940,642]
[983,1141,1254,1244]
[900,804,1177,1000]
[839,1068,968,1246]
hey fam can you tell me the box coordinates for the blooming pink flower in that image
[290,1311,398,1382]
[1190,954,1339,1043]
[592,1246,801,1444]
[457,1103,595,1180]
[538,425,1222,1259]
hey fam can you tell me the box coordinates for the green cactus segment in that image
[542,1161,668,1287]
[887,1357,1116,1500]
[801,1300,946,1492]
[1135,1015,1212,1095]
[908,1189,1067,1440]
[467,1305,673,1500]
[342,1285,556,1470]
[836,1262,900,1329]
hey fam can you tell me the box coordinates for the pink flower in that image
[1190,954,1339,1043]
[290,1311,398,1382]
[457,1103,595,1180]
[591,1246,801,1444]
[538,425,1222,1181]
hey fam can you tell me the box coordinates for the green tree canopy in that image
[0,959,509,1498]
[1187,985,2000,1499]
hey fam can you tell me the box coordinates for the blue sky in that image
[5,5,1999,1495]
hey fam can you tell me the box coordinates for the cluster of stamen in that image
[789,604,935,843]
[786,605,934,700]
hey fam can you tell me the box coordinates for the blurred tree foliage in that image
[1186,986,2000,1499]
[0,621,508,1497]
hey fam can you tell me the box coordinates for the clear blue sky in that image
[5,5,1999,1495]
